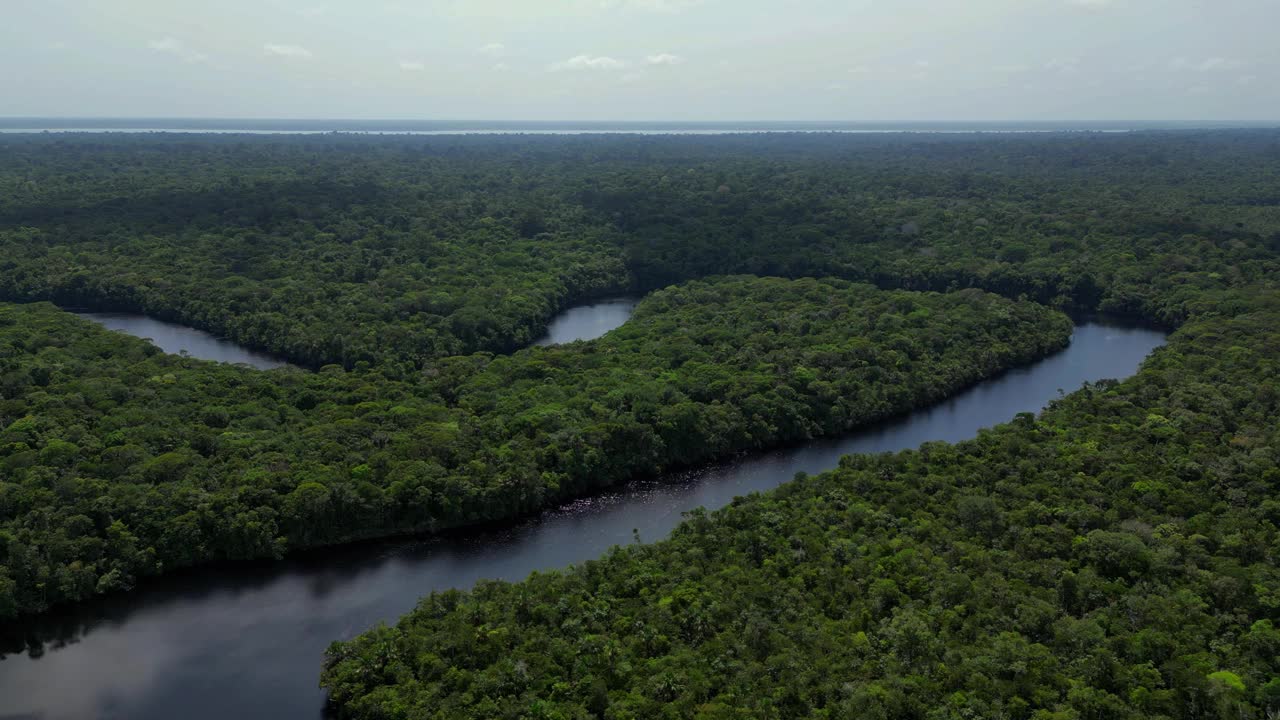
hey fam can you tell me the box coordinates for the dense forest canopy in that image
[2,131,1277,367]
[1,130,1279,718]
[324,296,1279,719]
[0,278,1065,618]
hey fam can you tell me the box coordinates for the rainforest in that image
[1,130,1279,719]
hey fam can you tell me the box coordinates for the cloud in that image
[847,65,871,75]
[478,43,505,56]
[550,54,626,71]
[601,0,703,12]
[1236,74,1257,86]
[147,37,209,64]
[399,60,425,71]
[492,62,510,72]
[1067,0,1114,6]
[264,44,313,59]
[1170,57,1247,72]
[1045,57,1080,74]
[645,53,684,66]
[1197,57,1245,72]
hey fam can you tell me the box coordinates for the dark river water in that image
[75,313,291,370]
[76,297,638,367]
[533,297,639,346]
[0,313,1167,720]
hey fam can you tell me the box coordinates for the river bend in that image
[0,312,1166,720]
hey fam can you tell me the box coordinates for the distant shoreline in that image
[0,128,1141,135]
[0,118,1275,135]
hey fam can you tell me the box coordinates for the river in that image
[75,297,638,367]
[0,308,1166,720]
[533,297,639,346]
[75,313,291,370]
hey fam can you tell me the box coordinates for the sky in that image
[4,0,1278,121]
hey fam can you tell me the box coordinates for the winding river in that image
[533,297,639,346]
[74,296,639,369]
[75,312,292,370]
[0,305,1167,720]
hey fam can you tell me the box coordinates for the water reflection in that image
[74,295,639,372]
[533,297,638,345]
[0,321,1167,720]
[76,313,291,370]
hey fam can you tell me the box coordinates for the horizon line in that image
[3,116,1279,125]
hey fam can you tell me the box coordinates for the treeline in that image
[304,131,1280,719]
[0,137,631,368]
[2,131,1280,714]
[322,286,1280,720]
[0,278,1067,617]
[2,132,1278,368]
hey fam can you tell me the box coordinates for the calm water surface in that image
[534,298,639,345]
[75,313,291,370]
[77,296,635,368]
[0,320,1167,720]
[5,119,1245,133]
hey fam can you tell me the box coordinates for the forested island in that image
[325,300,1280,719]
[0,278,1066,616]
[1,130,1279,718]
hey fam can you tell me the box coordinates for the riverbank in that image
[0,318,1164,720]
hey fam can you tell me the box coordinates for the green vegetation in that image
[0,136,629,368]
[3,132,1277,369]
[0,278,1063,617]
[1,131,1279,717]
[323,294,1280,719]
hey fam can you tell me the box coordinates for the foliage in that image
[3,131,1278,367]
[2,130,1280,718]
[322,292,1280,720]
[0,135,630,368]
[0,279,1062,617]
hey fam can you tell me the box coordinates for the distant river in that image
[0,318,1166,720]
[73,297,638,369]
[1,119,1246,134]
[75,312,291,370]
[534,297,638,345]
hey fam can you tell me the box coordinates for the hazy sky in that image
[5,0,1278,121]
